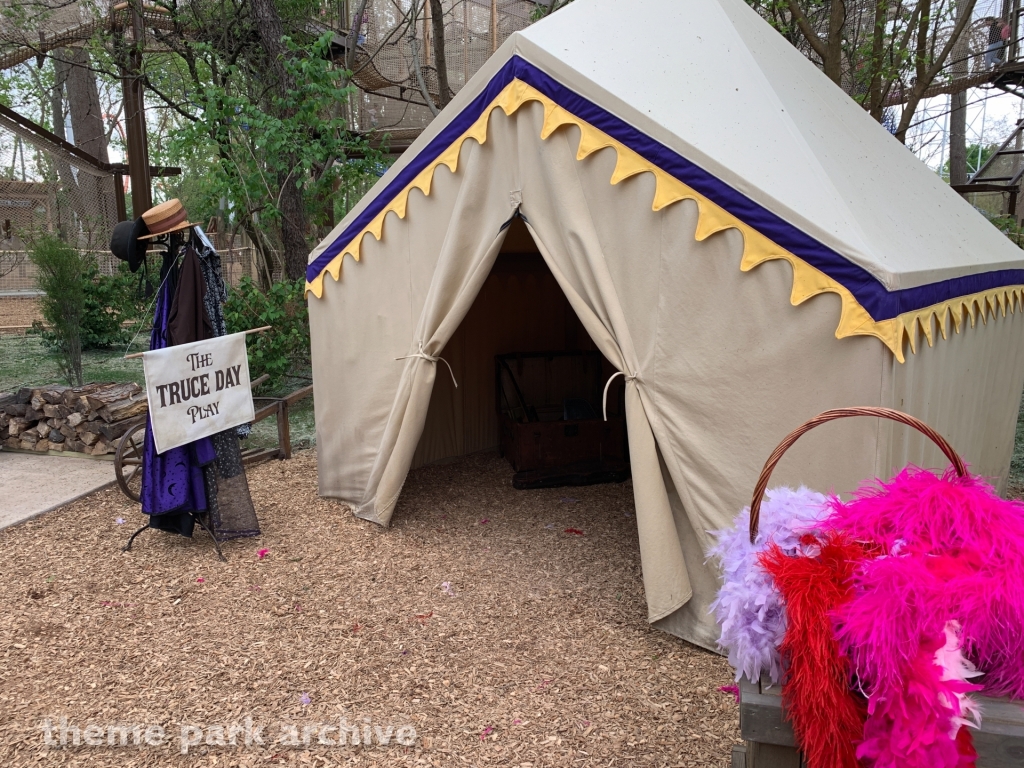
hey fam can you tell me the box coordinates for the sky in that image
[909,90,1024,175]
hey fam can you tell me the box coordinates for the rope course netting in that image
[0,119,118,238]
[347,0,537,143]
[0,0,110,71]
[0,1,118,286]
[0,0,176,71]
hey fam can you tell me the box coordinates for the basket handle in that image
[748,407,967,543]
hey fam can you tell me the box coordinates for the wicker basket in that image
[735,407,1024,768]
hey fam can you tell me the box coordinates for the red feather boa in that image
[760,533,867,768]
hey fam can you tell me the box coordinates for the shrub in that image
[34,261,155,351]
[224,276,309,392]
[80,262,155,350]
[29,236,88,385]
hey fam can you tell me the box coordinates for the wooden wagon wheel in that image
[114,421,147,503]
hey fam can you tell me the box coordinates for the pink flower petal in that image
[718,685,740,703]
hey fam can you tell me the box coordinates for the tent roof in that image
[308,0,1024,361]
[520,0,1024,288]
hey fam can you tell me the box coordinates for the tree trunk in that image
[823,1,846,85]
[249,0,310,281]
[866,0,887,121]
[948,0,972,186]
[949,91,968,186]
[65,49,110,165]
[784,0,844,86]
[430,0,450,108]
[345,0,369,74]
[277,174,310,282]
[64,48,117,241]
[49,52,77,240]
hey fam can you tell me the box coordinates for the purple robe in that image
[140,274,215,517]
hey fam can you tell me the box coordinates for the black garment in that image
[168,243,215,347]
[147,236,218,537]
[194,226,228,337]
[193,226,250,440]
[202,430,261,540]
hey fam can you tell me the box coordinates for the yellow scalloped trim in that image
[305,79,1024,363]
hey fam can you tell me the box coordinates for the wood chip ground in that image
[0,450,740,767]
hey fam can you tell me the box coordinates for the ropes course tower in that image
[340,0,539,153]
[936,1,1024,216]
[0,0,182,242]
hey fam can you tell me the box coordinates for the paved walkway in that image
[0,451,116,530]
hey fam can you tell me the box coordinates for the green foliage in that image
[224,276,310,392]
[29,235,87,386]
[941,144,998,182]
[79,264,135,350]
[164,33,382,267]
[531,0,576,21]
[34,262,155,351]
[990,215,1024,233]
[986,215,1024,254]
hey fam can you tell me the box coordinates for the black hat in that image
[109,217,150,273]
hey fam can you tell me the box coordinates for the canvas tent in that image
[305,0,1024,651]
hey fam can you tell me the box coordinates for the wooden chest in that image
[496,351,629,488]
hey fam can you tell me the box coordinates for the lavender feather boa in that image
[707,486,830,684]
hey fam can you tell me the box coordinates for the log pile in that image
[0,382,147,456]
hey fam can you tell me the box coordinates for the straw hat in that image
[138,199,194,239]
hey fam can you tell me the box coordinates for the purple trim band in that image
[308,57,1024,321]
[307,59,521,285]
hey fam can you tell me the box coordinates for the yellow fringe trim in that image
[305,79,1024,363]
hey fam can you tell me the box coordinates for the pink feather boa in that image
[851,616,982,768]
[714,467,1024,768]
[825,467,1024,699]
[821,467,1024,767]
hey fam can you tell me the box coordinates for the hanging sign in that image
[143,332,255,454]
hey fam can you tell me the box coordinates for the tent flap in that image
[356,135,517,525]
[523,216,693,622]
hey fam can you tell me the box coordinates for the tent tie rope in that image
[396,343,459,388]
[603,370,639,421]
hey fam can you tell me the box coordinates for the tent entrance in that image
[497,351,629,488]
[411,218,629,487]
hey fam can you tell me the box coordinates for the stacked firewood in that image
[0,382,148,456]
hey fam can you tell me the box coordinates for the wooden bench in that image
[736,673,1024,767]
